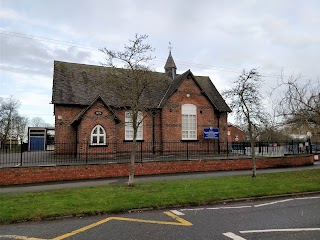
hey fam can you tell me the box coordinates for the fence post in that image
[227,140,229,158]
[86,141,88,164]
[140,141,143,163]
[186,141,189,160]
[20,140,23,166]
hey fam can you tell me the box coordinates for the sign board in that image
[203,127,219,139]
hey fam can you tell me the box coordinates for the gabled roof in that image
[158,70,232,112]
[158,70,193,107]
[195,75,232,112]
[52,61,231,113]
[71,96,121,127]
[228,123,244,132]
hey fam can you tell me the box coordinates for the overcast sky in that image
[1,0,320,125]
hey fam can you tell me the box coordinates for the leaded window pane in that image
[125,111,143,140]
[181,104,197,140]
[91,125,106,145]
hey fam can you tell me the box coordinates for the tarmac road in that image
[0,194,319,240]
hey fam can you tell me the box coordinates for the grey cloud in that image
[0,33,94,76]
[0,34,51,73]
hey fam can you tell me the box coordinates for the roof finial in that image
[168,42,173,53]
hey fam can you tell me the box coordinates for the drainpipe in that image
[217,112,221,154]
[75,125,78,158]
[152,111,155,154]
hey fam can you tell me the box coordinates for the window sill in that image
[89,144,108,147]
[123,140,144,142]
[181,140,199,142]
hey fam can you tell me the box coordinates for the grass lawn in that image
[1,169,320,223]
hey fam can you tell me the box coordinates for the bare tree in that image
[223,69,267,177]
[100,34,156,186]
[30,117,47,127]
[14,115,29,142]
[0,96,21,145]
[276,74,320,134]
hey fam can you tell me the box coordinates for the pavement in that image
[1,161,320,194]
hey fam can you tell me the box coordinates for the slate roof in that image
[164,51,177,69]
[52,61,231,112]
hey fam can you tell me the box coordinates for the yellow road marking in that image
[0,235,47,240]
[52,211,192,240]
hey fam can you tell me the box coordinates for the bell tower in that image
[164,42,177,79]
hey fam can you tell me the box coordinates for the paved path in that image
[1,161,320,194]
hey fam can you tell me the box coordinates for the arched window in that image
[91,125,106,145]
[182,104,197,140]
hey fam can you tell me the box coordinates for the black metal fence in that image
[1,141,319,168]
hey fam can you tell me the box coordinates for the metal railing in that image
[1,141,319,167]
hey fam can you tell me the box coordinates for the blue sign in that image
[203,127,219,139]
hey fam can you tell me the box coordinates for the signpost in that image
[203,127,219,139]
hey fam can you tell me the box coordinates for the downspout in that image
[152,111,155,154]
[75,124,78,158]
[217,112,221,154]
[160,110,163,154]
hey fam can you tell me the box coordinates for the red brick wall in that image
[0,155,313,185]
[54,104,83,144]
[228,125,245,142]
[53,75,228,153]
[161,76,227,144]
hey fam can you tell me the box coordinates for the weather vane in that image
[168,42,173,52]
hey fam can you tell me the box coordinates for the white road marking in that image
[220,206,252,209]
[205,207,220,210]
[181,206,252,211]
[223,232,247,240]
[180,195,320,213]
[170,210,185,216]
[0,235,47,240]
[180,208,205,211]
[295,196,320,200]
[240,228,320,233]
[254,199,294,207]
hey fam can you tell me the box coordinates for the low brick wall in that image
[0,155,314,186]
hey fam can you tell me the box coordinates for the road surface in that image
[1,194,319,239]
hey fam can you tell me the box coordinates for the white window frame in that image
[182,104,197,140]
[125,111,143,140]
[91,125,106,145]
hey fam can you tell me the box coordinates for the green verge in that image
[1,169,320,223]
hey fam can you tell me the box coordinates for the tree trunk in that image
[251,140,257,178]
[128,138,137,186]
[248,121,257,178]
[128,112,138,186]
